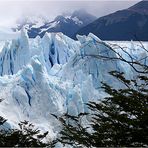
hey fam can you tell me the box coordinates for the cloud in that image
[0,0,140,27]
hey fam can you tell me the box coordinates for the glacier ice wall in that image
[0,29,30,75]
[61,33,125,88]
[0,30,80,76]
[0,29,147,139]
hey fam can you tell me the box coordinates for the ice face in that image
[0,54,100,137]
[0,30,80,76]
[0,29,147,139]
[0,29,30,75]
[0,30,82,137]
[41,32,80,73]
[61,33,125,88]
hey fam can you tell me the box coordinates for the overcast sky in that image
[0,0,140,27]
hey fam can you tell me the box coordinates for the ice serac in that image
[0,54,99,136]
[61,33,123,88]
[0,55,65,133]
[115,40,148,76]
[0,29,30,76]
[41,32,80,72]
[0,30,80,76]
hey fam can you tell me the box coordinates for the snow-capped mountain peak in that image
[14,9,97,39]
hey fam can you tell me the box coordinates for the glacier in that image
[0,29,79,76]
[0,29,147,140]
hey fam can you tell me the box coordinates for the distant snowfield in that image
[107,40,148,48]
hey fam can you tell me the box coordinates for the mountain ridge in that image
[15,10,97,39]
[76,0,148,41]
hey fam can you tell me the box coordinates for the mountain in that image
[76,0,148,41]
[129,0,148,14]
[14,10,97,39]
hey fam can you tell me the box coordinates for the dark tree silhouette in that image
[0,120,51,147]
[0,100,52,147]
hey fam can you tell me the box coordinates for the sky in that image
[0,0,140,27]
